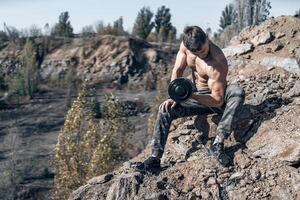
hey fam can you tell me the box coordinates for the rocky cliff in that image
[69,16,300,200]
[0,35,177,90]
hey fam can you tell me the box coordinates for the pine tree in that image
[132,7,154,39]
[220,4,235,30]
[21,39,38,98]
[53,84,131,199]
[52,11,73,37]
[86,93,130,178]
[53,82,91,200]
[154,6,175,42]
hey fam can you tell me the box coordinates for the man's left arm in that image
[190,67,225,108]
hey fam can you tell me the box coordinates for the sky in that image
[0,0,299,34]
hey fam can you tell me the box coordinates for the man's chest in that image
[186,54,213,78]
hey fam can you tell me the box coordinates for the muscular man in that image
[141,26,245,168]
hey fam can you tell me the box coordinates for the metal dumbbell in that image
[168,78,195,103]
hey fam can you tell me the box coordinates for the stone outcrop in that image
[69,16,300,200]
[224,16,300,74]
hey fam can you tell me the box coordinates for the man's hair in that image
[182,26,207,52]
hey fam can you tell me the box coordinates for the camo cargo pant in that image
[151,84,245,158]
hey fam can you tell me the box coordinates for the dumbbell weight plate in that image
[168,78,194,103]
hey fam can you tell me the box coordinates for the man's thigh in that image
[170,99,223,119]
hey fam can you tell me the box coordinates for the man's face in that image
[190,39,210,59]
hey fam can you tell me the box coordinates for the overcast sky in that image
[0,0,299,34]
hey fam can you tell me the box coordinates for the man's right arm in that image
[159,44,187,112]
[171,44,187,81]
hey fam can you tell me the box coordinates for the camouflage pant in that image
[151,84,245,158]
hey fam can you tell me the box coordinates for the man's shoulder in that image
[179,42,187,53]
[209,41,226,62]
[207,41,227,71]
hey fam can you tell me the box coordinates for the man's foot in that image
[195,134,208,145]
[135,156,161,171]
[209,143,231,167]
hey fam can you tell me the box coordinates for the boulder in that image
[251,32,273,46]
[247,106,300,164]
[259,56,300,74]
[105,172,143,200]
[222,43,254,57]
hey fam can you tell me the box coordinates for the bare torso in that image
[183,41,228,91]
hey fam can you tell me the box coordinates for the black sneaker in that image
[135,156,161,171]
[209,143,231,167]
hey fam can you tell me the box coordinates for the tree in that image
[295,9,300,18]
[53,84,131,199]
[51,11,73,37]
[0,30,8,43]
[220,4,235,30]
[113,17,126,35]
[53,82,91,200]
[81,25,95,37]
[234,0,271,31]
[167,26,177,43]
[205,27,212,38]
[154,6,175,42]
[132,7,154,39]
[44,23,51,36]
[94,18,127,36]
[3,23,19,41]
[95,20,105,34]
[22,39,38,98]
[9,39,39,98]
[27,24,42,37]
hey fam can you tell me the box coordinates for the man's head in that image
[182,26,209,58]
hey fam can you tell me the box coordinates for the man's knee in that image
[157,102,175,120]
[226,85,245,100]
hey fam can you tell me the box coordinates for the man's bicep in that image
[210,73,225,106]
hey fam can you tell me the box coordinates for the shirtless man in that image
[141,26,245,168]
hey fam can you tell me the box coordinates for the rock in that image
[275,32,285,39]
[87,173,114,185]
[283,80,300,99]
[229,36,241,45]
[200,190,210,199]
[229,172,244,180]
[227,190,247,200]
[222,43,254,57]
[206,177,217,186]
[250,169,261,180]
[259,56,300,74]
[271,186,294,200]
[272,40,284,52]
[106,172,143,200]
[234,151,251,169]
[251,32,273,46]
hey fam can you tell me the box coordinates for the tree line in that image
[2,1,298,45]
[212,0,274,47]
[0,5,177,43]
